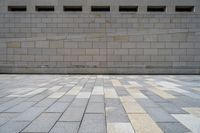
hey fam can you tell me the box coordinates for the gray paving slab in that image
[58,95,75,102]
[13,107,46,121]
[148,95,168,103]
[70,98,88,107]
[34,98,57,107]
[59,106,86,122]
[158,122,190,133]
[0,121,29,133]
[22,113,61,133]
[145,107,177,122]
[78,114,106,133]
[5,102,36,113]
[50,122,80,133]
[26,93,49,102]
[46,102,70,113]
[137,99,158,108]
[105,98,130,123]
[86,102,105,114]
[158,102,187,114]
[0,98,27,112]
[114,87,130,96]
[90,95,104,102]
[0,113,19,126]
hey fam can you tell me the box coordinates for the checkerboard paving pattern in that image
[0,75,200,133]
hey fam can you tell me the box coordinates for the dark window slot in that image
[36,6,54,12]
[64,6,82,12]
[176,6,194,12]
[147,6,166,12]
[119,6,138,12]
[8,6,27,12]
[91,6,110,12]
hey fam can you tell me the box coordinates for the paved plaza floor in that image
[0,75,200,133]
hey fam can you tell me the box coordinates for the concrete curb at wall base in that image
[0,67,199,74]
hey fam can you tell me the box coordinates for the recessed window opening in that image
[91,6,110,12]
[176,6,194,12]
[8,6,27,12]
[63,6,82,12]
[147,6,166,12]
[36,6,54,12]
[119,6,138,12]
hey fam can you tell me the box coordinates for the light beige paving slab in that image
[122,102,146,114]
[128,114,163,133]
[183,107,200,117]
[112,80,122,87]
[105,89,118,98]
[128,81,142,88]
[127,90,148,99]
[92,86,104,95]
[107,122,135,133]
[150,88,176,99]
[193,88,200,92]
[120,96,136,103]
[48,92,65,99]
[48,86,63,92]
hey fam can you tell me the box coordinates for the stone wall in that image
[0,0,200,74]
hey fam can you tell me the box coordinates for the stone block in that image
[7,42,21,48]
[35,41,49,48]
[129,49,144,55]
[28,48,42,55]
[86,49,99,55]
[49,40,64,48]
[64,42,78,48]
[172,49,186,56]
[35,56,49,61]
[144,49,158,55]
[42,49,57,55]
[79,56,92,61]
[93,56,106,61]
[21,41,35,48]
[50,56,64,61]
[115,49,129,55]
[20,55,34,61]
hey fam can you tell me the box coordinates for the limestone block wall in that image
[0,0,200,74]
